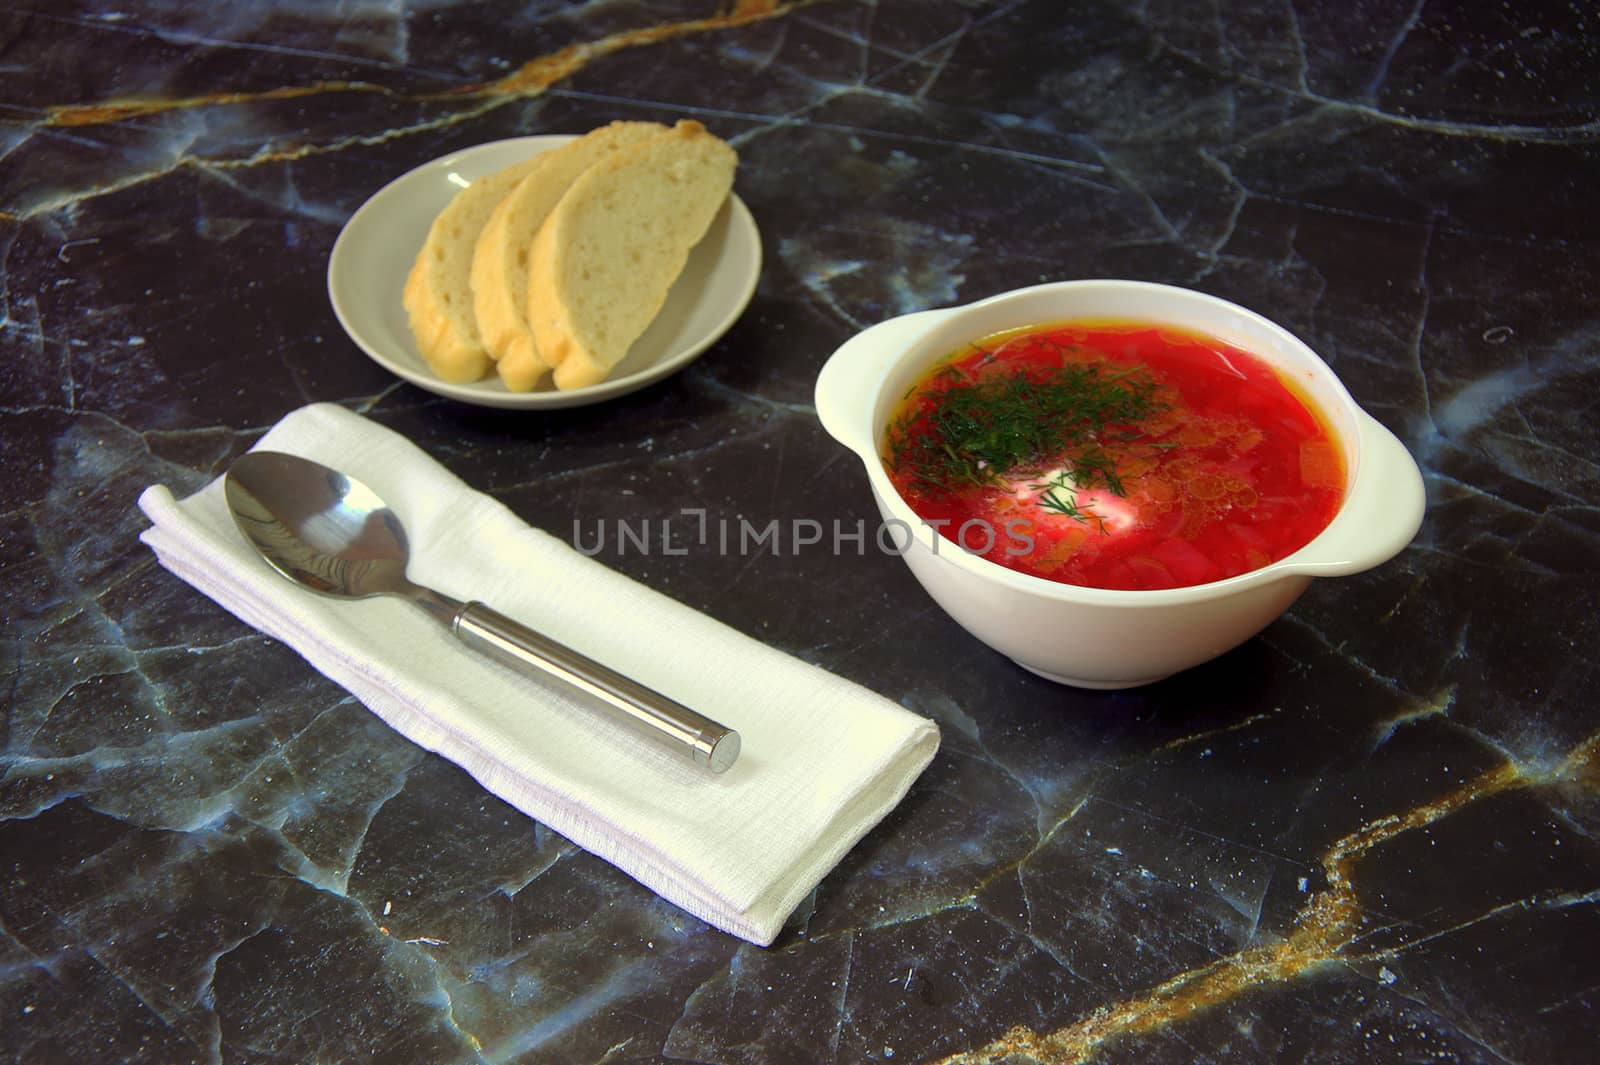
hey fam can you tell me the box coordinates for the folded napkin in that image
[138,403,939,946]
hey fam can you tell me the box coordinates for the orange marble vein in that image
[40,1,804,129]
[1153,710,1278,754]
[447,0,799,99]
[45,82,378,128]
[938,728,1600,1065]
[1555,732,1600,787]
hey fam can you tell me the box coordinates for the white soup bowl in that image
[814,280,1425,689]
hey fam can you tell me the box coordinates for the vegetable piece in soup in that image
[882,320,1345,591]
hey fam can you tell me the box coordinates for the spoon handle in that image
[451,601,740,773]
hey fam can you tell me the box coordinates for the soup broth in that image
[883,320,1345,591]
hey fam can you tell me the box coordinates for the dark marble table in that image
[4,2,1597,1063]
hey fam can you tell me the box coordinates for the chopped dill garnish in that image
[1032,469,1111,531]
[885,355,1168,503]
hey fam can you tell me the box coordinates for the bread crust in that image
[528,120,737,391]
[470,121,668,392]
[403,119,737,391]
[402,154,545,383]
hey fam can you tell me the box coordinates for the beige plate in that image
[328,135,762,409]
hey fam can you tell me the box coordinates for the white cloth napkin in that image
[138,402,939,945]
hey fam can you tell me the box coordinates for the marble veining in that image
[3,1,1598,1063]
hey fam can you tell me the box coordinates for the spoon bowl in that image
[226,452,416,600]
[223,450,740,772]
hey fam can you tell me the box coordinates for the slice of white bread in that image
[528,120,737,391]
[402,153,548,383]
[471,121,668,392]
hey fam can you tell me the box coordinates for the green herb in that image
[1031,464,1115,531]
[885,354,1168,503]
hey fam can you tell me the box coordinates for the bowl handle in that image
[815,309,949,456]
[1286,412,1426,576]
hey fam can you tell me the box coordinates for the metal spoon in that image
[223,450,740,773]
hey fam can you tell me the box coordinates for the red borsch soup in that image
[883,320,1345,591]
